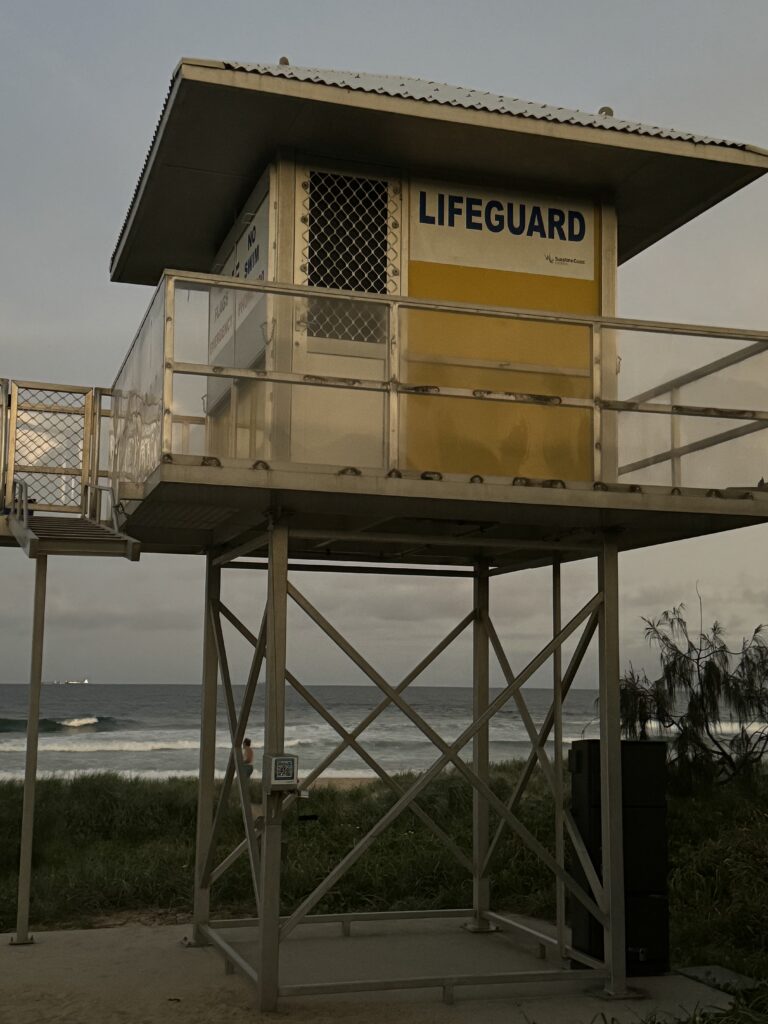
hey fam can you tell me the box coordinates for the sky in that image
[1,0,768,687]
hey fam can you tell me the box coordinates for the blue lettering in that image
[415,191,587,244]
[244,245,260,276]
[484,200,504,233]
[418,190,435,225]
[548,208,566,240]
[465,197,482,230]
[508,203,525,235]
[568,211,586,242]
[527,206,546,237]
[447,194,464,227]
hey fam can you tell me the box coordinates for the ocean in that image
[0,683,601,781]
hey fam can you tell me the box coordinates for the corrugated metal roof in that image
[111,59,763,275]
[218,60,751,150]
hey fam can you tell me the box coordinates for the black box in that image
[569,739,669,976]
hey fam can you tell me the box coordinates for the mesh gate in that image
[298,168,401,343]
[5,383,93,513]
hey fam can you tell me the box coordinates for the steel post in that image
[258,524,289,1012]
[469,562,491,931]
[553,560,566,958]
[192,555,220,945]
[598,539,627,995]
[13,555,48,945]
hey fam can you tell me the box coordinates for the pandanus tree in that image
[620,605,768,791]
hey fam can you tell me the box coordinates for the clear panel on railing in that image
[613,330,768,412]
[400,393,593,481]
[170,376,386,470]
[112,285,165,487]
[399,307,592,480]
[617,411,767,489]
[174,281,278,367]
[173,282,389,427]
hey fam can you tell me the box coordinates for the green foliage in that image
[0,765,555,931]
[621,605,768,792]
[3,766,768,993]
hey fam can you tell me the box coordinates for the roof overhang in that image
[111,59,768,285]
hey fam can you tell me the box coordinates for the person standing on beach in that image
[242,737,254,777]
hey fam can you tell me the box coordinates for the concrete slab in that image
[2,921,733,1024]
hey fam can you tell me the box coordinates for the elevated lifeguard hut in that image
[5,59,768,1011]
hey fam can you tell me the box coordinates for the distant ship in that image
[44,678,90,686]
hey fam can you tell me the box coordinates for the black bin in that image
[568,739,669,977]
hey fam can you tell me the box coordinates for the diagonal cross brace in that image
[209,601,264,911]
[202,603,267,888]
[286,669,474,874]
[484,612,605,911]
[280,587,604,941]
[482,609,598,875]
[212,610,476,879]
[283,610,475,809]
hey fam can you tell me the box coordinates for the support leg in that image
[258,525,288,1012]
[553,561,567,961]
[192,555,220,945]
[468,562,493,932]
[598,540,627,996]
[13,555,47,945]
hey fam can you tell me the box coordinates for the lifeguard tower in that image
[5,59,768,1012]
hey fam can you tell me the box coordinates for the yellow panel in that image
[403,236,600,480]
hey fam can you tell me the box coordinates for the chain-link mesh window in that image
[299,170,400,344]
[12,387,87,508]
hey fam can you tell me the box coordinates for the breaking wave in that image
[0,716,122,734]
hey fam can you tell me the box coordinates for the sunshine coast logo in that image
[545,253,587,266]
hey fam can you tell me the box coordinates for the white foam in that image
[58,717,100,728]
[0,734,303,754]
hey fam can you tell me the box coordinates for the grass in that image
[0,764,555,930]
[2,763,768,997]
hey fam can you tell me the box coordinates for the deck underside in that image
[100,465,768,568]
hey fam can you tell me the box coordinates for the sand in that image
[2,920,733,1024]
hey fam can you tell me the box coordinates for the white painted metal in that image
[598,540,627,996]
[192,556,219,945]
[258,524,289,1012]
[12,555,47,945]
[471,563,491,931]
[553,561,566,959]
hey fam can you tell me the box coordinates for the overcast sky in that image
[2,0,768,687]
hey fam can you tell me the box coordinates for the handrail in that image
[162,268,768,347]
[84,483,120,532]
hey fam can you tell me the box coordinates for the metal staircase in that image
[1,379,140,561]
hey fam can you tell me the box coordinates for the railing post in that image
[0,379,8,511]
[162,275,175,457]
[387,302,400,473]
[12,555,48,945]
[5,383,19,510]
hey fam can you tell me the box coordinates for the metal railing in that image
[1,381,114,521]
[5,276,768,511]
[0,378,8,511]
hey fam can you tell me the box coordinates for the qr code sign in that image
[274,757,296,781]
